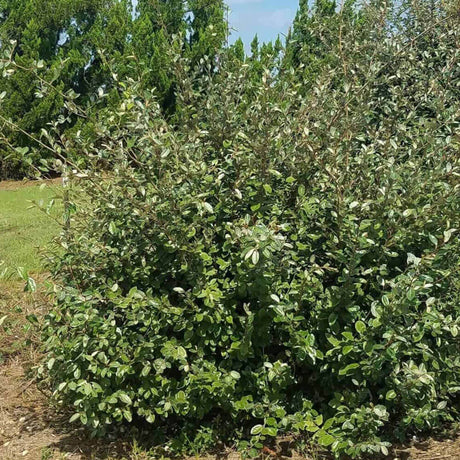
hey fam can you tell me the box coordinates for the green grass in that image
[0,181,61,276]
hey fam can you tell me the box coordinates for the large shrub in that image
[40,1,459,457]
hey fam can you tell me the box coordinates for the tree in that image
[282,0,359,88]
[0,0,228,178]
[187,0,227,65]
[0,0,133,177]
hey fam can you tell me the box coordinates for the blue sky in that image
[227,0,299,48]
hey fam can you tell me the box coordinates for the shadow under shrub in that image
[40,1,460,458]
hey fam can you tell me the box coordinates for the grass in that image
[0,179,61,277]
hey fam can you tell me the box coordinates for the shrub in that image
[40,1,460,457]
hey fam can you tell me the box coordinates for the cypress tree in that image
[0,0,228,177]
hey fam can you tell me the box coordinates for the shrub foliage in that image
[39,1,460,457]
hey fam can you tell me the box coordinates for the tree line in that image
[0,0,341,178]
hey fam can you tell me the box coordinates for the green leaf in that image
[318,433,335,447]
[141,365,151,377]
[342,345,353,355]
[245,248,255,261]
[69,413,80,423]
[264,427,278,437]
[349,201,359,209]
[203,202,214,214]
[328,313,338,326]
[403,209,415,218]
[16,267,28,281]
[25,277,36,293]
[119,393,132,405]
[339,363,360,375]
[355,321,366,334]
[374,405,387,417]
[444,228,457,243]
[250,424,263,435]
[406,288,416,301]
[176,346,187,359]
[386,390,397,400]
[327,336,340,347]
[108,222,117,235]
[428,234,438,246]
[437,401,447,410]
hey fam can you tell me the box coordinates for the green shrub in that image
[40,1,459,457]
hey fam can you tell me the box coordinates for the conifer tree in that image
[283,0,338,75]
[187,0,227,66]
[0,0,228,177]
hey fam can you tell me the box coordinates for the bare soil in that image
[1,281,459,460]
[0,178,62,191]
[0,360,133,460]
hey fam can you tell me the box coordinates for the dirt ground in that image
[0,360,138,460]
[1,281,459,460]
[0,177,62,191]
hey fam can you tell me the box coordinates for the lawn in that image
[0,179,62,277]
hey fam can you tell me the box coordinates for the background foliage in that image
[0,0,227,178]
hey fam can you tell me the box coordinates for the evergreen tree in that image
[283,0,337,74]
[228,37,245,63]
[130,0,187,112]
[282,0,360,88]
[187,0,227,65]
[0,0,228,177]
[0,0,133,177]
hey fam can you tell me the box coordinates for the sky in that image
[227,0,299,48]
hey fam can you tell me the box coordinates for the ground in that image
[0,180,459,459]
[0,178,61,276]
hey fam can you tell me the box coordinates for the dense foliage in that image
[31,0,460,457]
[0,0,227,178]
